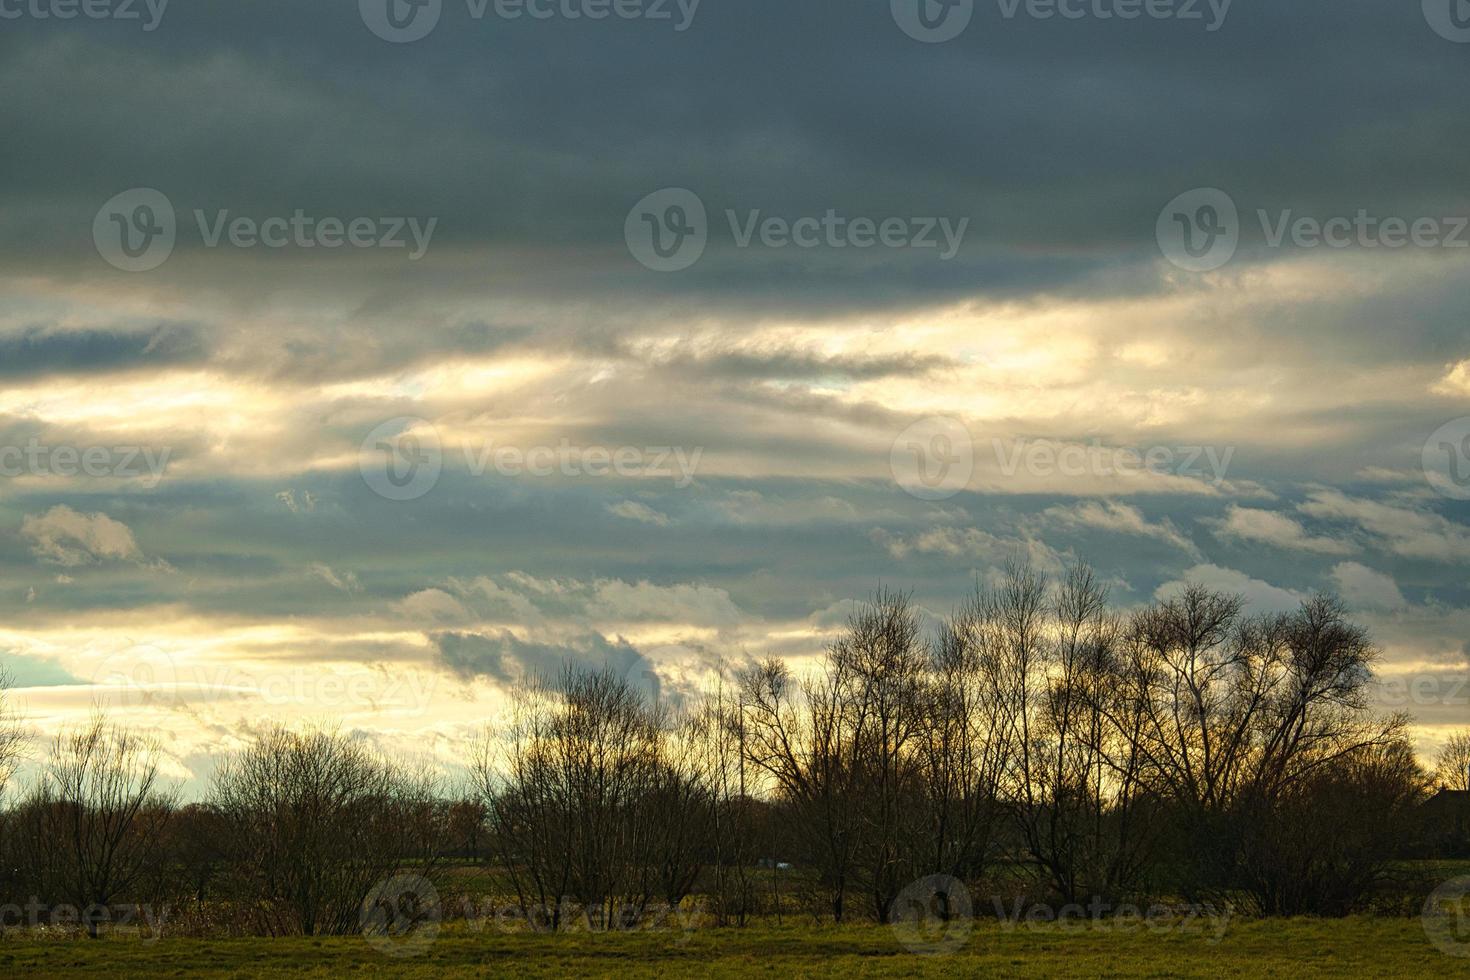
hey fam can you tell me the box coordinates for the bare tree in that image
[907,588,1013,916]
[0,575,1426,936]
[1115,588,1406,909]
[1032,566,1151,902]
[164,803,230,920]
[211,727,441,936]
[1235,737,1426,915]
[42,716,177,937]
[741,591,937,922]
[740,653,862,922]
[473,692,571,930]
[0,669,25,801]
[1434,731,1470,790]
[694,675,760,925]
[447,797,488,863]
[834,590,931,920]
[646,712,714,910]
[986,562,1158,903]
[476,666,697,930]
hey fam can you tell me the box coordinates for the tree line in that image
[0,561,1462,938]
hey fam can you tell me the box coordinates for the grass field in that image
[1,916,1461,978]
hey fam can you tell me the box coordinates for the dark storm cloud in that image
[0,0,1461,419]
[1,0,1466,296]
[0,323,204,378]
[433,628,670,699]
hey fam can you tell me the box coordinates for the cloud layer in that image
[1,1,1469,790]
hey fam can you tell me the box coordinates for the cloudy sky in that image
[1,0,1469,792]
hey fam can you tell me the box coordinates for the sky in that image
[1,0,1469,793]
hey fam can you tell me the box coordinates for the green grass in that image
[0,916,1458,978]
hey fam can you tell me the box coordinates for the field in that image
[1,916,1459,978]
